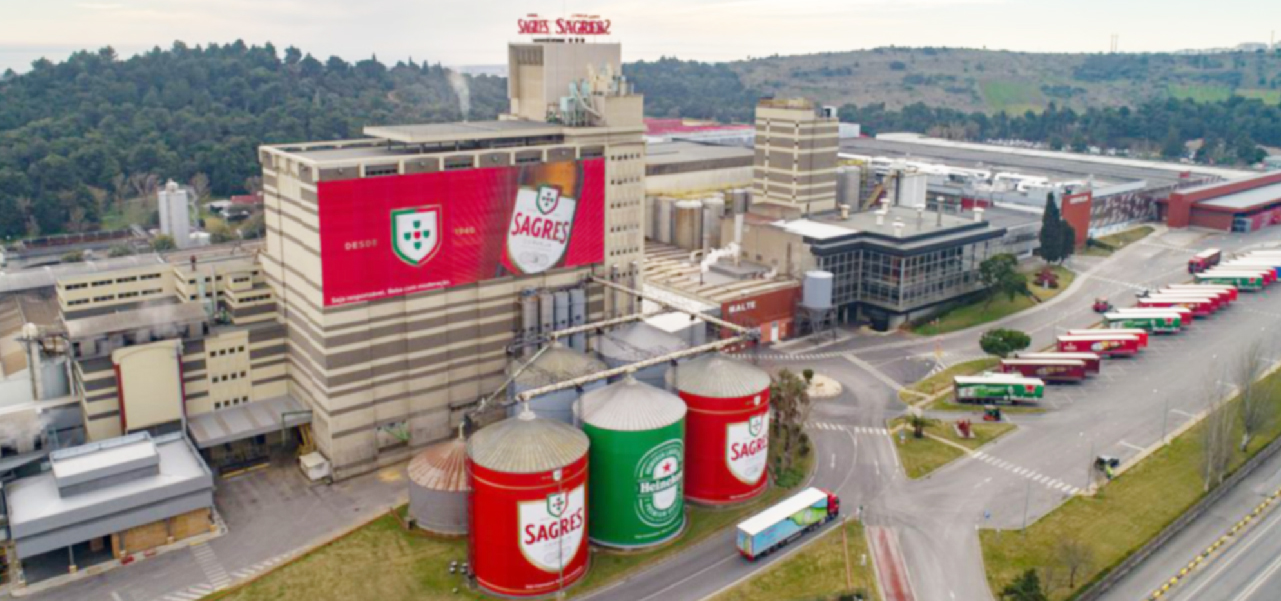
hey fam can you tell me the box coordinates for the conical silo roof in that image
[408,438,470,492]
[597,322,688,363]
[513,342,608,388]
[468,409,590,474]
[579,377,686,432]
[675,354,771,399]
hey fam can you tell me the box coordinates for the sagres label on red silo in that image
[636,439,684,527]
[726,411,769,484]
[519,484,586,572]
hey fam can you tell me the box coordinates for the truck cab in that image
[823,489,841,518]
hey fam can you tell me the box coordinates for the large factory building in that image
[259,40,646,478]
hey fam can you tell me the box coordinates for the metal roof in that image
[408,438,469,492]
[186,395,312,449]
[675,354,770,399]
[1196,180,1281,212]
[64,302,207,340]
[513,343,608,387]
[0,255,163,295]
[597,322,688,363]
[468,409,589,474]
[738,487,828,536]
[579,377,686,432]
[363,121,563,145]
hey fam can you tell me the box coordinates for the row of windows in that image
[210,346,246,357]
[212,370,248,383]
[817,241,992,310]
[215,397,250,410]
[238,293,272,303]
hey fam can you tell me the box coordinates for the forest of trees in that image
[0,42,507,239]
[623,58,759,124]
[837,97,1279,165]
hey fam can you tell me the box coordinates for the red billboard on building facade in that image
[317,159,605,306]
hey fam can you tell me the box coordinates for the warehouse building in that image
[257,39,647,479]
[1162,172,1281,232]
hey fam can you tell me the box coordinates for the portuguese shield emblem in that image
[546,492,567,517]
[391,206,441,267]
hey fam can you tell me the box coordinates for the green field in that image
[981,80,1044,114]
[711,519,879,601]
[980,368,1281,600]
[911,264,1073,336]
[1169,84,1233,103]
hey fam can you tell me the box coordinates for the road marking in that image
[972,453,1081,495]
[111,592,123,601]
[1172,409,1197,418]
[831,453,836,470]
[1175,494,1281,600]
[1120,440,1145,452]
[1230,547,1281,601]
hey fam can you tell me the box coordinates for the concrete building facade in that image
[751,98,839,217]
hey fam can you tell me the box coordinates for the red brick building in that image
[1162,173,1281,232]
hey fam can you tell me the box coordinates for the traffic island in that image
[888,417,1016,479]
[708,518,879,601]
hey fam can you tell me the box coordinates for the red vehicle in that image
[1138,296,1216,318]
[1188,248,1221,273]
[1015,352,1102,374]
[1066,328,1148,348]
[1000,359,1088,382]
[1092,297,1114,313]
[1164,284,1236,303]
[1058,334,1142,357]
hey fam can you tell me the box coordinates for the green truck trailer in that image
[954,374,1045,404]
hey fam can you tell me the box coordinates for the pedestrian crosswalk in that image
[732,351,847,361]
[190,543,230,590]
[808,422,889,435]
[157,548,300,601]
[971,450,1082,495]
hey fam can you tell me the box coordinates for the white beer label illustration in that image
[636,439,683,527]
[507,185,576,274]
[726,412,770,485]
[391,206,442,266]
[518,484,586,573]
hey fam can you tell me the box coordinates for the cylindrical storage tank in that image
[676,354,771,505]
[538,291,555,336]
[468,410,591,597]
[568,288,588,352]
[702,197,725,249]
[657,197,675,244]
[644,196,656,239]
[509,343,608,424]
[521,295,540,353]
[408,438,470,535]
[673,200,703,251]
[802,270,834,310]
[578,377,687,549]
[553,290,570,333]
[597,322,688,389]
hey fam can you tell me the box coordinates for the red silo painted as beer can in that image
[467,408,591,597]
[675,354,771,505]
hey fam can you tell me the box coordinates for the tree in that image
[1233,339,1275,452]
[1000,570,1048,601]
[906,410,934,438]
[980,328,1032,358]
[769,369,812,475]
[190,173,211,201]
[1039,194,1064,263]
[979,254,1029,307]
[1059,222,1077,262]
[1055,536,1094,589]
[108,244,135,257]
[151,235,177,251]
[1202,382,1235,491]
[208,222,236,244]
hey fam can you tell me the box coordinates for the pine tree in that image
[1039,193,1063,263]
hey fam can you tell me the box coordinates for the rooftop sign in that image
[518,13,611,36]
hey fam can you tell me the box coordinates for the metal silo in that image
[676,354,771,505]
[468,409,591,597]
[673,200,703,250]
[509,343,608,425]
[596,322,688,389]
[407,438,469,535]
[578,377,687,549]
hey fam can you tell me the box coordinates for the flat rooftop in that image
[1198,180,1281,211]
[64,302,207,340]
[646,141,754,166]
[364,121,563,144]
[792,205,988,240]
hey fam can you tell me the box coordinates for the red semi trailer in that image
[1000,359,1089,383]
[1015,352,1102,374]
[1058,334,1142,357]
[1138,296,1216,318]
[1163,284,1236,303]
[1188,248,1221,273]
[1066,328,1148,348]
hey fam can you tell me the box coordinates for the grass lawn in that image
[890,418,1017,479]
[1082,226,1154,257]
[911,264,1073,336]
[209,448,814,601]
[898,358,999,404]
[981,80,1042,114]
[1169,84,1232,103]
[980,368,1281,600]
[710,519,879,601]
[100,196,155,231]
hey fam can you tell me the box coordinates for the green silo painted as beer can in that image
[578,376,687,549]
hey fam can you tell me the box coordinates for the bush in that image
[980,328,1031,358]
[60,250,85,263]
[107,244,135,257]
[151,234,176,251]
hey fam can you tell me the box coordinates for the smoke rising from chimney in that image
[447,69,471,121]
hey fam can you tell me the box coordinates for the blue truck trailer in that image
[735,487,840,560]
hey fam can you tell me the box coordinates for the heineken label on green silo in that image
[636,439,684,528]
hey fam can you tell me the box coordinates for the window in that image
[65,282,89,291]
[140,273,162,281]
[93,295,114,302]
[91,279,112,287]
[115,276,138,284]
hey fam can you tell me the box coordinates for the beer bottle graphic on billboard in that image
[503,161,584,276]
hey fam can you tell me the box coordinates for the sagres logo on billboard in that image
[635,440,683,527]
[726,411,769,485]
[506,164,581,275]
[391,206,441,266]
[519,484,586,573]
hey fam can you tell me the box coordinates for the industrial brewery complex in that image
[3,15,1281,600]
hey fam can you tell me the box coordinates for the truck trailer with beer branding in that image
[1145,292,1222,312]
[999,358,1088,382]
[1221,259,1281,276]
[1138,296,1216,318]
[1194,273,1265,291]
[1066,328,1148,347]
[736,487,839,560]
[1163,284,1237,303]
[953,374,1045,404]
[1201,268,1274,285]
[1014,352,1102,374]
[1114,306,1192,325]
[1057,334,1142,356]
[1105,310,1184,332]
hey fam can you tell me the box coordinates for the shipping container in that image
[954,374,1045,404]
[1014,352,1102,374]
[1000,359,1088,382]
[1113,306,1192,326]
[1138,296,1215,318]
[1194,273,1265,290]
[1057,334,1142,357]
[1163,284,1236,303]
[736,487,839,561]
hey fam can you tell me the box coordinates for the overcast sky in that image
[2,0,1280,73]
